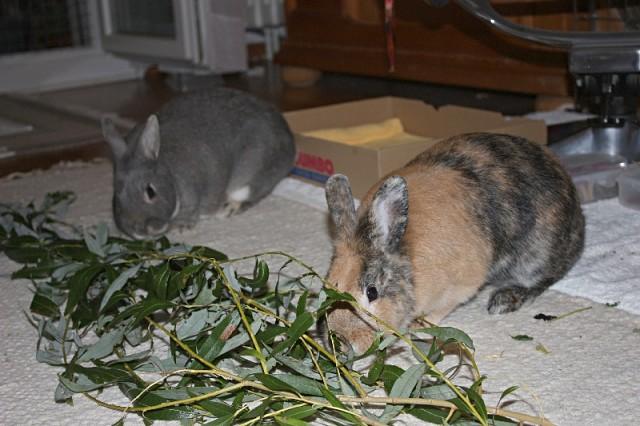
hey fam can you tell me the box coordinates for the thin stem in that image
[244,304,330,390]
[145,317,241,382]
[86,377,382,426]
[212,261,269,374]
[350,301,488,426]
[242,295,366,398]
[236,402,308,426]
[88,381,249,413]
[550,306,592,321]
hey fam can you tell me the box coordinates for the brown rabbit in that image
[324,133,585,353]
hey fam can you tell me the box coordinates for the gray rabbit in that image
[324,133,585,353]
[102,88,295,239]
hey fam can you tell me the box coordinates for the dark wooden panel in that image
[277,0,609,95]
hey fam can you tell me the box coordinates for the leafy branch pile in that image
[0,192,550,426]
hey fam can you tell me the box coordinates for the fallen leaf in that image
[511,335,533,341]
[535,343,551,354]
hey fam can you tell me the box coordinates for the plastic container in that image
[617,164,640,210]
[558,153,627,204]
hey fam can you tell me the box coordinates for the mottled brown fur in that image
[324,133,585,353]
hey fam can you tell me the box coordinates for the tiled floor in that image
[0,64,536,177]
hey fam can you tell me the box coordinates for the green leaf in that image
[59,365,131,393]
[99,264,141,311]
[296,291,309,317]
[51,262,85,281]
[415,326,475,350]
[52,241,95,262]
[511,334,534,341]
[380,363,425,422]
[499,385,519,403]
[95,223,109,247]
[176,308,208,340]
[119,383,197,421]
[467,386,487,420]
[77,326,126,362]
[65,264,103,316]
[150,262,172,301]
[12,261,60,279]
[238,398,273,420]
[269,374,326,397]
[190,245,228,261]
[275,416,309,426]
[282,405,319,420]
[107,350,151,365]
[257,324,288,345]
[406,407,449,423]
[4,242,49,263]
[361,350,385,386]
[110,297,173,328]
[287,312,314,341]
[484,416,520,426]
[153,386,219,400]
[254,374,299,394]
[111,418,125,426]
[30,292,61,318]
[379,365,405,394]
[39,190,76,215]
[203,414,235,426]
[83,227,105,257]
[198,314,233,359]
[421,384,458,400]
[218,319,262,356]
[319,386,360,424]
[323,288,355,303]
[273,353,322,380]
[378,334,398,350]
[272,312,314,355]
[54,381,73,403]
[239,259,270,288]
[197,400,234,417]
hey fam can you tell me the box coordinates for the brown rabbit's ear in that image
[325,174,357,237]
[370,175,408,253]
[137,114,161,161]
[101,116,127,160]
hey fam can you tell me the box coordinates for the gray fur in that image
[368,176,409,253]
[102,87,296,238]
[325,174,357,237]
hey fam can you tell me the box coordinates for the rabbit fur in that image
[102,88,295,239]
[324,132,585,353]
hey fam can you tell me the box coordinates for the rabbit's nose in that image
[145,218,168,236]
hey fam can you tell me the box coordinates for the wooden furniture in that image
[276,0,625,96]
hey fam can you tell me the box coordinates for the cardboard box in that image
[284,96,546,198]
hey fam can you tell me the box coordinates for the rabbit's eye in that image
[366,285,378,302]
[144,184,157,203]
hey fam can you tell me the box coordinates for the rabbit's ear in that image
[101,117,127,160]
[137,114,160,161]
[370,176,408,253]
[325,174,357,238]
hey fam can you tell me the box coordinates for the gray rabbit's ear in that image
[370,176,408,253]
[325,174,357,237]
[137,114,160,161]
[101,116,127,160]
